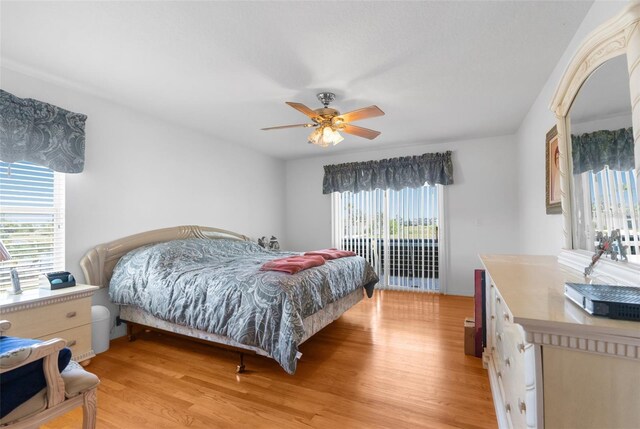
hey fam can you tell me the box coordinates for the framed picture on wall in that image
[545,125,562,214]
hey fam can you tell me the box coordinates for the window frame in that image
[0,162,65,291]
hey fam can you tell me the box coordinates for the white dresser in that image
[0,284,99,364]
[487,279,539,428]
[481,255,640,429]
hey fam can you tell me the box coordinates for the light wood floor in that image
[44,291,497,428]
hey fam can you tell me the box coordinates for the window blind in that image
[0,161,65,290]
[574,166,639,262]
[332,185,441,292]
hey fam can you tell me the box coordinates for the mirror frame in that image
[550,3,640,285]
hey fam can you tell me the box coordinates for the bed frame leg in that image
[127,322,137,342]
[236,353,246,374]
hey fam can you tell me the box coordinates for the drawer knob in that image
[505,403,511,413]
[66,311,77,318]
[497,371,502,378]
[518,399,527,414]
[504,357,511,367]
[517,343,525,353]
[496,297,501,303]
[491,315,495,320]
[503,312,510,322]
[66,340,77,347]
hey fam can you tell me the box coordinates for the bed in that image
[80,225,378,374]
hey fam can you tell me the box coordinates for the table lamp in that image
[0,240,21,295]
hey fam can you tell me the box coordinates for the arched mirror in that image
[569,55,637,261]
[551,3,640,284]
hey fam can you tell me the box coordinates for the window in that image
[332,185,443,292]
[0,162,65,290]
[571,166,639,263]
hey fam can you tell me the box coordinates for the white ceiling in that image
[1,1,593,160]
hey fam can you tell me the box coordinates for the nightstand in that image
[0,284,99,364]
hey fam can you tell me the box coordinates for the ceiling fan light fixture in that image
[308,125,343,147]
[324,126,344,146]
[308,128,322,145]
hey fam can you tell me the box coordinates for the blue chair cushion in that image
[0,336,72,418]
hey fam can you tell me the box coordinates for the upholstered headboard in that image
[80,225,250,288]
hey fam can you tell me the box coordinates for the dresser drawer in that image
[491,299,537,429]
[494,328,505,361]
[5,297,92,338]
[38,324,92,361]
[494,291,514,334]
[501,326,526,395]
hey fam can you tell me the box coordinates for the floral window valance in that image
[571,128,634,175]
[0,89,86,173]
[322,151,453,194]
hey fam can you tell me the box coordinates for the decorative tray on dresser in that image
[0,284,100,364]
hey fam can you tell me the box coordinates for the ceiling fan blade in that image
[338,105,385,123]
[261,123,315,130]
[341,124,381,140]
[286,102,320,119]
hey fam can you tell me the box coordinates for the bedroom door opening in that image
[332,184,443,292]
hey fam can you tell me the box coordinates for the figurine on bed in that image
[258,236,280,251]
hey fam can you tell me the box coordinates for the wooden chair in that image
[0,320,99,429]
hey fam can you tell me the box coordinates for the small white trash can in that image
[91,305,110,354]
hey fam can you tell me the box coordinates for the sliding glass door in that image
[332,185,442,292]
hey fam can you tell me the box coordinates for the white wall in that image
[515,1,627,254]
[285,136,519,296]
[1,67,287,338]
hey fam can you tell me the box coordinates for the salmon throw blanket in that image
[304,248,357,260]
[259,255,326,274]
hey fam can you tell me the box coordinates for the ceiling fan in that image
[261,92,384,147]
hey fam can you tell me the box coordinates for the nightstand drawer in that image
[38,324,92,361]
[5,297,92,338]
